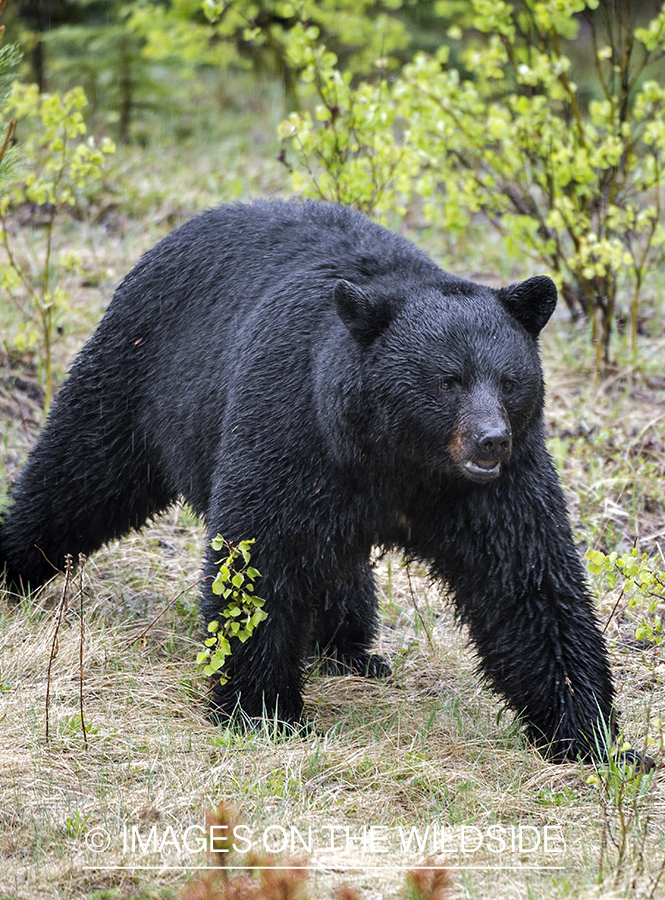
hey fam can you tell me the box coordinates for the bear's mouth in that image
[463,459,502,482]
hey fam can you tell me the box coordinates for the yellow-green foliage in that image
[0,83,115,410]
[279,0,665,369]
[123,0,412,96]
[197,535,267,683]
[278,22,417,213]
[585,547,664,648]
[3,84,115,209]
[201,0,410,74]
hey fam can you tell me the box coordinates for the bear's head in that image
[333,274,557,485]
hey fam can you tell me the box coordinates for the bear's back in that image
[136,200,445,300]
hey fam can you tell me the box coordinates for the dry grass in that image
[1,499,664,899]
[1,192,665,899]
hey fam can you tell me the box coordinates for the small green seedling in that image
[197,535,267,683]
[585,547,664,647]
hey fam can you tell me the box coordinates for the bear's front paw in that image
[609,746,656,774]
[535,730,656,772]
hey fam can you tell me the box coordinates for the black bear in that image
[1,200,616,760]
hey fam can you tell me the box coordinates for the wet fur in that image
[0,200,613,759]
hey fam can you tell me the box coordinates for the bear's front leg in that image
[200,538,311,727]
[428,451,616,761]
[461,576,615,761]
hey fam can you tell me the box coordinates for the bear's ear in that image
[496,275,557,337]
[333,280,394,345]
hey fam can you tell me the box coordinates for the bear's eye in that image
[503,379,514,393]
[441,378,455,392]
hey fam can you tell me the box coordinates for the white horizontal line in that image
[82,864,565,872]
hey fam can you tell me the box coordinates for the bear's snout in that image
[445,408,513,483]
[473,425,512,460]
[461,424,512,482]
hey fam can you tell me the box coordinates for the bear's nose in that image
[474,427,512,459]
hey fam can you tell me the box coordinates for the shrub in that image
[279,1,665,369]
[0,83,115,409]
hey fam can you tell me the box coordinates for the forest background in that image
[1,2,665,900]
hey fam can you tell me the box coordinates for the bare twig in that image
[405,564,434,651]
[45,554,73,744]
[0,118,14,167]
[122,575,211,650]
[78,553,87,748]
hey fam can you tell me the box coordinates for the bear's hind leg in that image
[314,565,391,678]
[1,373,175,590]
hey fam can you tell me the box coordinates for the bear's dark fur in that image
[1,200,615,760]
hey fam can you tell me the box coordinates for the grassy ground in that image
[1,129,665,900]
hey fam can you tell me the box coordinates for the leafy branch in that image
[197,536,267,682]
